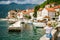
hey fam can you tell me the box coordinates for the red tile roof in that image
[21,10,30,14]
[21,9,34,14]
[46,8,55,12]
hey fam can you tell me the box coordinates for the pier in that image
[0,18,17,24]
[8,20,25,32]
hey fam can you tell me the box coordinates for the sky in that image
[0,0,46,4]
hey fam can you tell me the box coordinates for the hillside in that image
[40,0,60,8]
[33,0,60,18]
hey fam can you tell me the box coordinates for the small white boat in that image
[33,22,46,27]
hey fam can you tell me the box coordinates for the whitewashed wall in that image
[42,8,48,17]
[17,12,23,19]
[55,8,60,12]
[48,12,55,19]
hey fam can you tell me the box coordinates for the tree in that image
[40,0,60,8]
[33,5,40,18]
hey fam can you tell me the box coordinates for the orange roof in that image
[46,8,55,12]
[21,10,30,14]
[22,9,34,14]
[27,9,34,12]
[54,5,60,9]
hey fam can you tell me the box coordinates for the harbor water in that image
[0,20,45,40]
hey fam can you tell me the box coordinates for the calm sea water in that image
[0,20,45,40]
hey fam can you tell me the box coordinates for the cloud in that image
[0,1,11,4]
[17,0,25,2]
[0,0,8,1]
[0,0,45,4]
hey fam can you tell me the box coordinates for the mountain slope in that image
[40,0,60,8]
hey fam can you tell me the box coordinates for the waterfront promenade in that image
[57,32,60,40]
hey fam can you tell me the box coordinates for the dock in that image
[33,22,46,27]
[8,21,25,32]
[0,18,17,24]
[0,18,8,21]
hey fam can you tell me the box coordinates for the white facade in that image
[37,16,44,20]
[58,15,60,21]
[37,11,42,17]
[48,12,55,19]
[37,11,44,20]
[42,8,48,17]
[55,8,60,12]
[42,8,55,19]
[17,12,23,19]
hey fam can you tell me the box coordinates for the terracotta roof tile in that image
[21,10,30,14]
[46,8,55,12]
[16,9,34,15]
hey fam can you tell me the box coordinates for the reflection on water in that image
[0,20,45,40]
